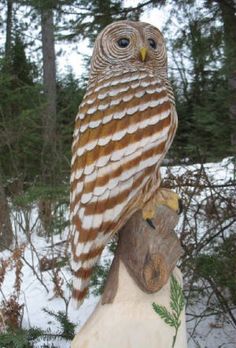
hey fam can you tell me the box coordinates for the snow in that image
[0,157,235,347]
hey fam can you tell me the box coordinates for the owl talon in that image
[146,218,156,230]
[142,188,181,223]
[154,188,181,214]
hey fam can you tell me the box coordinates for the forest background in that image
[0,0,235,347]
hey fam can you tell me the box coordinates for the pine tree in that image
[164,0,233,161]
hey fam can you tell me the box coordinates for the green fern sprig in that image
[152,274,185,348]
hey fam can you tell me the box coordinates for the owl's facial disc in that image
[90,21,167,78]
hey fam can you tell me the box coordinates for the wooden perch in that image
[71,204,187,348]
[102,205,183,304]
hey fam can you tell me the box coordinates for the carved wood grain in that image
[102,205,183,304]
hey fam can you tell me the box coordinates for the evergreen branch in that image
[152,303,176,327]
[170,275,185,317]
[152,275,185,348]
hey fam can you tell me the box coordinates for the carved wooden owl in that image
[70,20,178,306]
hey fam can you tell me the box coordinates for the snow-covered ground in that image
[0,157,235,347]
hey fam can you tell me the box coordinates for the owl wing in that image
[70,69,177,305]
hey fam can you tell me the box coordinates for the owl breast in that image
[70,64,178,304]
[71,66,177,244]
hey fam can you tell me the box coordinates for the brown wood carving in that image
[102,205,183,304]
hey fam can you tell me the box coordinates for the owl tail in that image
[71,253,102,308]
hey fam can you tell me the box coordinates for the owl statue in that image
[70,20,178,306]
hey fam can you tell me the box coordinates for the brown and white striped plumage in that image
[70,20,178,306]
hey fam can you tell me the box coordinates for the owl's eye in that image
[117,38,130,48]
[148,38,157,49]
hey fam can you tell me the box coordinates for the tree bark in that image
[41,7,57,184]
[5,0,13,58]
[0,173,13,251]
[40,7,57,235]
[102,205,183,304]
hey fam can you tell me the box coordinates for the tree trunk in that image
[0,173,13,251]
[220,0,236,152]
[41,7,57,184]
[5,0,13,58]
[40,7,57,235]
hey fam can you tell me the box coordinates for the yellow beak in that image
[140,47,148,62]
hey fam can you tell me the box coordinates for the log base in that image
[71,264,187,348]
[71,204,187,348]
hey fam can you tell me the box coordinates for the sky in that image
[56,2,169,78]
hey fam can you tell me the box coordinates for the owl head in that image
[90,20,168,80]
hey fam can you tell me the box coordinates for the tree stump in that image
[71,205,187,348]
